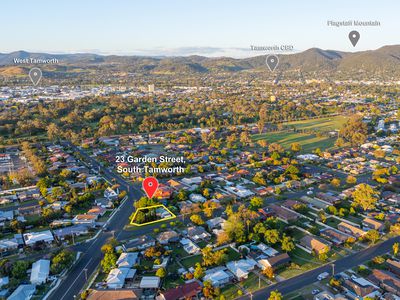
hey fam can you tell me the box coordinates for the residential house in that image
[23,230,54,246]
[116,252,139,268]
[7,284,36,300]
[387,260,400,276]
[189,194,206,203]
[104,187,118,201]
[338,222,367,238]
[73,214,97,227]
[125,235,156,251]
[226,259,257,280]
[206,217,226,230]
[0,239,19,256]
[186,226,211,242]
[203,268,232,287]
[258,253,291,270]
[269,204,299,222]
[300,235,331,255]
[17,205,41,216]
[140,276,160,289]
[106,268,130,289]
[180,238,200,255]
[30,259,50,284]
[344,277,379,298]
[320,228,351,245]
[156,281,202,300]
[363,218,384,232]
[369,269,400,295]
[53,225,89,241]
[157,230,179,245]
[88,289,141,300]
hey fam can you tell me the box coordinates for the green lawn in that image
[252,116,348,152]
[221,284,241,299]
[180,255,203,269]
[279,247,321,279]
[239,273,268,292]
[325,217,341,228]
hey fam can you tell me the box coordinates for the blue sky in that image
[1,0,399,57]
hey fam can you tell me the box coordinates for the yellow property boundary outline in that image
[130,204,176,226]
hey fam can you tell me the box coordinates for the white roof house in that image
[23,230,54,246]
[203,269,231,287]
[0,276,9,288]
[30,259,50,284]
[7,284,36,300]
[224,185,254,198]
[0,238,19,251]
[180,238,200,255]
[189,194,206,203]
[106,268,130,289]
[140,276,160,289]
[182,177,202,186]
[116,252,139,268]
[226,259,257,280]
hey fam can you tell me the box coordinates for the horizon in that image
[1,0,399,57]
[1,43,399,60]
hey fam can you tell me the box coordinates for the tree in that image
[216,231,231,245]
[281,235,295,252]
[190,214,204,225]
[203,280,220,299]
[262,266,274,279]
[364,230,380,244]
[11,261,29,279]
[51,249,75,274]
[291,142,302,152]
[250,197,264,210]
[352,184,379,211]
[339,115,368,146]
[193,263,205,279]
[318,246,330,261]
[201,247,228,267]
[269,143,284,154]
[156,267,166,278]
[331,178,341,188]
[224,214,246,243]
[393,243,399,256]
[268,290,283,300]
[101,242,117,273]
[346,175,357,185]
[264,229,280,245]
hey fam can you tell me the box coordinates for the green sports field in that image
[252,115,348,153]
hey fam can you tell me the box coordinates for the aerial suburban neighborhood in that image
[1,1,400,300]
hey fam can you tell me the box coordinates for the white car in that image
[312,289,320,295]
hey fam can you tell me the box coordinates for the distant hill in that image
[0,45,399,75]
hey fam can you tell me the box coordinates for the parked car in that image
[317,272,329,280]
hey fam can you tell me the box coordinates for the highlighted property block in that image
[130,204,176,226]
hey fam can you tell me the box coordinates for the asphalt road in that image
[239,236,400,300]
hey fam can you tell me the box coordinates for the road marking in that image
[60,257,93,300]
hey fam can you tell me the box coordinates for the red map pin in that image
[142,177,159,198]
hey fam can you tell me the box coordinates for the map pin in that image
[349,31,360,47]
[266,55,279,72]
[142,177,159,198]
[29,68,42,86]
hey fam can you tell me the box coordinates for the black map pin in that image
[349,31,360,47]
[266,55,279,72]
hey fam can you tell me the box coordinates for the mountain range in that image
[0,45,399,75]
